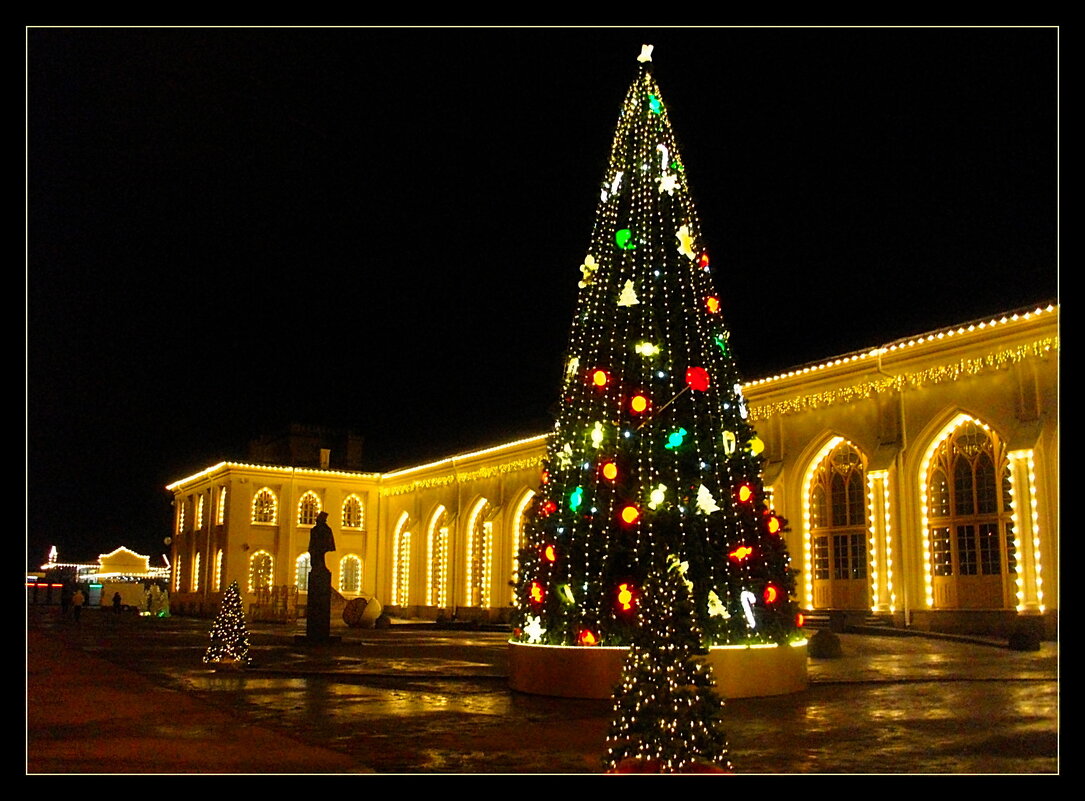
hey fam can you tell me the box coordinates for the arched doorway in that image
[808,439,869,610]
[923,417,1016,609]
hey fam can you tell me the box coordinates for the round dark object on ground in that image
[1008,628,1041,651]
[808,629,844,659]
[342,597,368,628]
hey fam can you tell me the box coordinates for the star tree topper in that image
[637,44,654,63]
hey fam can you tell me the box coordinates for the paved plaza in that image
[27,606,1058,774]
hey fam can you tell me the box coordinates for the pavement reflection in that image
[28,607,1057,774]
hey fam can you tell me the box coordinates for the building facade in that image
[167,304,1058,637]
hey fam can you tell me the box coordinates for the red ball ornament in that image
[592,369,609,388]
[539,499,558,517]
[577,628,599,647]
[619,504,641,525]
[736,484,754,504]
[600,460,619,481]
[685,366,710,392]
[705,296,721,314]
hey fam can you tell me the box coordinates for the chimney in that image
[320,448,331,469]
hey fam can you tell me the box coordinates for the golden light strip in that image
[801,437,844,609]
[402,533,412,605]
[509,489,536,598]
[482,521,494,608]
[464,497,489,607]
[748,337,1058,421]
[391,512,409,606]
[1028,452,1044,612]
[425,505,447,607]
[382,435,549,479]
[881,474,895,611]
[918,414,989,607]
[744,304,1057,389]
[167,461,380,491]
[866,470,894,612]
[1007,449,1044,613]
[216,486,227,525]
[381,455,545,497]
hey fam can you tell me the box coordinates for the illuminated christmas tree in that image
[204,581,251,666]
[513,46,800,652]
[604,553,731,772]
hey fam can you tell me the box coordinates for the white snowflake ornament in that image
[523,615,546,643]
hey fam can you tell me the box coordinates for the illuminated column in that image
[1007,450,1044,614]
[865,470,895,613]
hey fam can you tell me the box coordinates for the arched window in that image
[216,487,227,525]
[340,554,362,595]
[252,488,278,524]
[808,441,868,610]
[426,506,449,607]
[465,499,493,608]
[297,491,321,527]
[177,502,186,536]
[213,549,223,592]
[391,513,411,607]
[342,494,365,529]
[509,490,536,605]
[196,496,206,531]
[249,551,273,592]
[192,552,201,592]
[295,553,311,592]
[174,554,183,592]
[925,419,1015,609]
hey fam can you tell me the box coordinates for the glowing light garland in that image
[748,335,1058,421]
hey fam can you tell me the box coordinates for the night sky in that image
[27,27,1058,569]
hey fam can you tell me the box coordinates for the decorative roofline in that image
[166,305,1058,492]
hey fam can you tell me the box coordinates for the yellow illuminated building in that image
[167,304,1058,637]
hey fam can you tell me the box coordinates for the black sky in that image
[27,26,1058,568]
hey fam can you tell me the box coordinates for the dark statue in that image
[304,511,336,642]
[308,510,336,568]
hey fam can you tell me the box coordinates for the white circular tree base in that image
[508,640,808,699]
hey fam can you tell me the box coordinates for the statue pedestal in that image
[300,565,339,644]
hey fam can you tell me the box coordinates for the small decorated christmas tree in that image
[604,547,732,773]
[203,581,251,666]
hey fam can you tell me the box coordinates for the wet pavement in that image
[27,606,1059,774]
